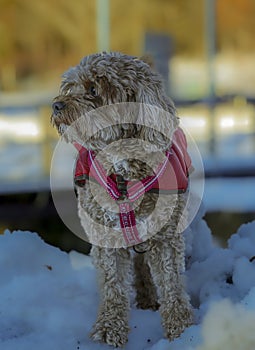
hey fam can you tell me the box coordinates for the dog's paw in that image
[162,301,193,341]
[90,319,129,348]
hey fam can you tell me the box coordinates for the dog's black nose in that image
[52,101,66,114]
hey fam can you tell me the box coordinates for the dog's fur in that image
[51,52,193,347]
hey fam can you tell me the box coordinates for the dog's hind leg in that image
[134,253,159,310]
[90,246,132,347]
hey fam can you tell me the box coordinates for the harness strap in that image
[119,201,143,245]
[73,127,191,246]
[85,149,170,246]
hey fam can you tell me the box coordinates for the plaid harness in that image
[74,127,192,246]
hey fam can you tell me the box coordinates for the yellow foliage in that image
[0,0,255,88]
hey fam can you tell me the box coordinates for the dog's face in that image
[51,52,178,151]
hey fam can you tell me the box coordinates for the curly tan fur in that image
[51,52,193,347]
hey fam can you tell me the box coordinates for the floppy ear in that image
[140,54,155,69]
[134,62,179,149]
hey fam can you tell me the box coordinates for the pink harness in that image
[74,128,192,246]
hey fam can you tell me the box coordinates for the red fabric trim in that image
[119,202,143,245]
[73,127,192,246]
[74,127,191,193]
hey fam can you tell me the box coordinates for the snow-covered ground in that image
[1,206,255,350]
[1,113,255,349]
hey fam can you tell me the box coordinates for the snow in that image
[1,210,255,349]
[197,299,255,350]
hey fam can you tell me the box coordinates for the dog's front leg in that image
[90,246,132,347]
[146,237,193,341]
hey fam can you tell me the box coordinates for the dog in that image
[51,52,193,347]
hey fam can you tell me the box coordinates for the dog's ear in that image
[139,54,155,69]
[136,72,178,117]
[134,60,179,148]
[134,58,176,115]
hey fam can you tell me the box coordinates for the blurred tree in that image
[217,0,255,51]
[0,0,255,90]
[111,0,204,55]
[0,0,17,89]
[0,0,96,89]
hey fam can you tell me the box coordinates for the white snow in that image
[1,209,255,350]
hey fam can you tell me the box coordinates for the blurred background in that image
[0,0,255,251]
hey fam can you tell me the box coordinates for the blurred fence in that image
[0,92,57,193]
[1,92,255,195]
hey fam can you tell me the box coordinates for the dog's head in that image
[51,52,178,151]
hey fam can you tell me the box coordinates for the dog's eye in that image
[89,85,97,97]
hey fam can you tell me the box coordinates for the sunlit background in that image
[0,0,255,250]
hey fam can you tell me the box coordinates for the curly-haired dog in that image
[51,52,193,347]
